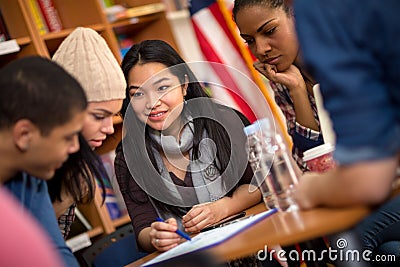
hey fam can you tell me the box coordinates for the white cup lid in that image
[303,143,335,162]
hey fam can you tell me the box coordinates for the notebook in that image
[141,208,278,266]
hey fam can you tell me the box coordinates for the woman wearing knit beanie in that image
[50,27,126,237]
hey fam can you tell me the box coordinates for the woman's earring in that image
[184,97,187,105]
[17,143,29,152]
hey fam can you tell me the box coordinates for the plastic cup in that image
[303,143,336,172]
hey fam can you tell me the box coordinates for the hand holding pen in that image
[150,217,191,252]
[156,218,191,240]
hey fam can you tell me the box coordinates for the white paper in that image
[0,39,20,56]
[141,209,277,266]
[66,232,92,252]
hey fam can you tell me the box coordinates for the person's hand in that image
[253,61,307,95]
[182,202,226,233]
[294,172,321,209]
[149,218,181,252]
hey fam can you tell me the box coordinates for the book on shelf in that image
[36,0,63,32]
[162,0,188,12]
[98,0,115,8]
[0,39,20,56]
[125,2,165,17]
[0,9,20,56]
[27,0,49,35]
[117,34,135,57]
[66,232,92,253]
[109,2,166,22]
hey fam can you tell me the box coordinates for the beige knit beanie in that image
[52,27,126,102]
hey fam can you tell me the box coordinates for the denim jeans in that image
[355,196,400,259]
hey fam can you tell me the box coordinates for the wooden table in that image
[126,203,370,266]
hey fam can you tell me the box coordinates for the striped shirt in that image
[270,81,324,171]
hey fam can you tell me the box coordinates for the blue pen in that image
[156,217,192,241]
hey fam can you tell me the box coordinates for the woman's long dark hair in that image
[47,133,106,205]
[118,40,249,216]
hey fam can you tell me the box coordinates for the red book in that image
[36,0,63,32]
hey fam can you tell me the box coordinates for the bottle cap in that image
[243,124,257,136]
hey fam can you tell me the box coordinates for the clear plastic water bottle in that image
[243,120,276,210]
[268,132,299,212]
[245,118,299,212]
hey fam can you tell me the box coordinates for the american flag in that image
[189,0,292,146]
[189,0,263,122]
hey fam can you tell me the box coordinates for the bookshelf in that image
[0,0,178,247]
[0,0,178,64]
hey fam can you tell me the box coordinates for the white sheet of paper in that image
[141,209,277,266]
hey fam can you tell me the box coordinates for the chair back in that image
[81,224,147,267]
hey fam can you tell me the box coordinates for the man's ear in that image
[13,119,36,152]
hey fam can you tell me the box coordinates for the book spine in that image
[103,0,115,8]
[36,0,63,32]
[27,0,48,35]
[122,3,166,20]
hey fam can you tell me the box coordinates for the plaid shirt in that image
[58,203,76,239]
[270,81,323,171]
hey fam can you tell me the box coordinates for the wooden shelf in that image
[41,24,106,41]
[16,36,31,46]
[41,24,108,56]
[112,13,162,35]
[111,12,162,28]
[86,226,104,238]
[112,214,131,228]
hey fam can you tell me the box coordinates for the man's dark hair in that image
[0,56,87,135]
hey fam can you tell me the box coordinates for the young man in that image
[289,0,400,260]
[1,56,88,267]
[292,0,399,213]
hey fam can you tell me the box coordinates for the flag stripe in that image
[190,1,275,123]
[192,9,249,75]
[208,3,240,54]
[193,8,270,120]
[192,20,256,121]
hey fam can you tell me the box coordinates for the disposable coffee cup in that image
[303,143,336,172]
